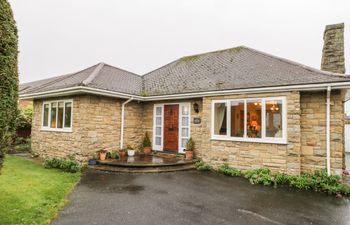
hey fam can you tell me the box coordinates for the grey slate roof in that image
[20,46,350,97]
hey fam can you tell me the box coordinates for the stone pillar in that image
[321,23,346,74]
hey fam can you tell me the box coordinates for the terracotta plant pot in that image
[185,150,194,160]
[143,147,152,155]
[119,150,126,158]
[99,151,107,161]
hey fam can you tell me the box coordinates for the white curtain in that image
[214,103,226,134]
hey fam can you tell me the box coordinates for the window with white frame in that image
[42,100,73,131]
[212,97,286,143]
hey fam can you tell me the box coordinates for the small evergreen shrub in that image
[44,155,81,173]
[195,160,212,171]
[244,168,273,186]
[218,164,241,176]
[142,132,151,147]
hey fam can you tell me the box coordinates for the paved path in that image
[53,170,350,225]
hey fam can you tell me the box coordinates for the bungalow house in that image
[20,23,350,175]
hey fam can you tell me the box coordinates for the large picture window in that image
[212,97,286,144]
[42,100,73,132]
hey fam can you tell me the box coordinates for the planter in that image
[143,147,152,155]
[127,149,135,156]
[99,151,107,161]
[185,150,194,160]
[88,159,97,165]
[119,150,126,158]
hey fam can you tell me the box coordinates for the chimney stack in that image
[321,23,346,74]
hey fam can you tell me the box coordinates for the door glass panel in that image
[182,105,189,115]
[182,117,189,126]
[156,127,161,136]
[182,128,189,137]
[155,137,161,145]
[181,138,188,148]
[156,117,162,126]
[156,107,162,116]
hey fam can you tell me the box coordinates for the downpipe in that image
[326,86,331,176]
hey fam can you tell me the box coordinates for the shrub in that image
[185,138,195,151]
[142,132,151,147]
[0,0,19,172]
[44,155,81,173]
[195,160,212,171]
[16,105,32,129]
[244,168,273,186]
[218,164,241,176]
[13,137,31,152]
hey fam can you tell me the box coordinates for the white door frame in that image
[152,102,191,153]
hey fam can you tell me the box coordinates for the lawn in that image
[0,155,81,225]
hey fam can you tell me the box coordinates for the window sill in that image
[40,128,73,133]
[210,136,287,145]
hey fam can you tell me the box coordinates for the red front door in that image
[163,105,179,152]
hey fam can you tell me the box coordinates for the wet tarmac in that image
[53,170,350,225]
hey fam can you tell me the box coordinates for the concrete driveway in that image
[53,170,350,225]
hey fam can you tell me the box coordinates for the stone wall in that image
[32,95,142,161]
[300,91,344,174]
[200,92,301,175]
[321,23,346,74]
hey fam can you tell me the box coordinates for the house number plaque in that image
[193,117,201,124]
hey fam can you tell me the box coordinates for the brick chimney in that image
[321,23,346,74]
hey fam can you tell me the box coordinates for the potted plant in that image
[185,138,195,160]
[126,144,135,156]
[88,153,98,165]
[143,132,152,155]
[111,150,119,159]
[99,149,107,161]
[119,149,126,158]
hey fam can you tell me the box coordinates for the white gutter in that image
[120,97,133,149]
[326,86,331,176]
[19,81,350,101]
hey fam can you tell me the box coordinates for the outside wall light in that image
[193,102,200,113]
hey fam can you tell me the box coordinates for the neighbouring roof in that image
[20,46,350,98]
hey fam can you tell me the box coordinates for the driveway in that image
[53,170,350,225]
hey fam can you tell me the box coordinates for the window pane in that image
[50,102,57,128]
[64,102,72,128]
[43,104,49,127]
[182,117,189,126]
[182,128,189,137]
[155,137,161,145]
[57,102,64,128]
[182,105,189,115]
[156,117,162,126]
[246,100,262,138]
[181,138,188,148]
[156,107,162,116]
[266,99,283,138]
[214,103,227,135]
[156,127,161,136]
[230,101,244,137]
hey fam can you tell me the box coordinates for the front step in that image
[88,163,196,173]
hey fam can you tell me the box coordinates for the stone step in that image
[97,159,195,168]
[88,163,196,173]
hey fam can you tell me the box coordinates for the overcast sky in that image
[9,0,350,83]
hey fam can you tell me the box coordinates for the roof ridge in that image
[103,63,141,78]
[242,46,349,78]
[81,63,105,86]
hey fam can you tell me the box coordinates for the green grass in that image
[0,155,81,225]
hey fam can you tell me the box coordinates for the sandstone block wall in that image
[300,91,344,174]
[32,95,143,161]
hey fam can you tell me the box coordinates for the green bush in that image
[195,160,212,171]
[217,164,350,197]
[0,0,19,171]
[16,106,32,129]
[13,137,31,152]
[44,155,81,173]
[142,132,151,147]
[218,164,241,176]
